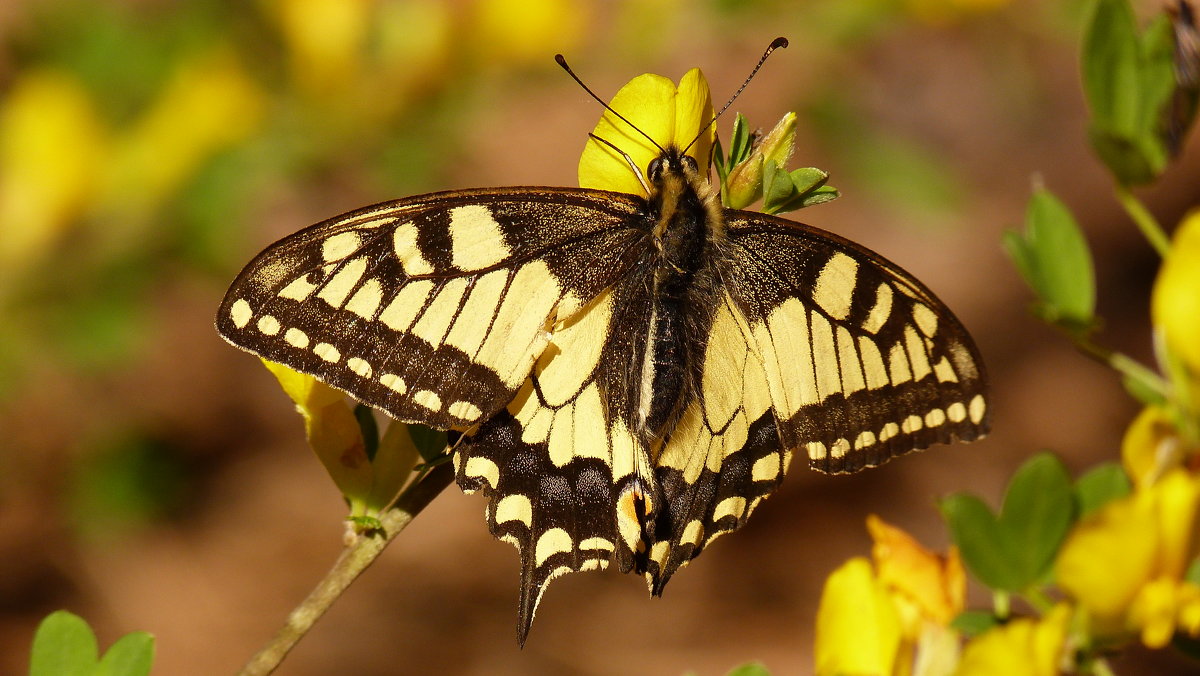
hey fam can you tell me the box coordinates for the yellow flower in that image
[275,0,373,97]
[954,604,1071,676]
[0,68,106,276]
[470,0,587,66]
[815,557,904,676]
[815,516,965,676]
[102,48,265,223]
[904,0,1012,26]
[1056,468,1200,647]
[1153,209,1200,379]
[1122,405,1188,488]
[577,68,714,196]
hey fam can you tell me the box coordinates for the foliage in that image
[29,611,153,676]
[813,1,1200,674]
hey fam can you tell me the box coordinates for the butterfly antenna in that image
[556,54,666,153]
[682,37,789,154]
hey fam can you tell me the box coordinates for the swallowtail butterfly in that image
[217,39,988,642]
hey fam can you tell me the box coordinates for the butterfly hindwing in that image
[217,187,647,429]
[720,211,990,474]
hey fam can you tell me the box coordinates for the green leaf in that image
[30,611,98,676]
[1082,0,1179,184]
[353,404,380,462]
[724,662,772,676]
[762,165,838,214]
[1003,188,1096,329]
[95,631,154,676]
[950,610,1001,637]
[728,113,753,168]
[939,494,1022,591]
[997,453,1077,586]
[406,423,447,462]
[1074,462,1132,516]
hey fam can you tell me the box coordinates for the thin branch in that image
[1114,183,1171,257]
[237,462,454,676]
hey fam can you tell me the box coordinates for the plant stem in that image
[237,462,454,676]
[1114,184,1170,257]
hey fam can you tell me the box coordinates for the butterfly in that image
[217,39,988,643]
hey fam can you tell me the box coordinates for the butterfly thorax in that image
[636,148,725,446]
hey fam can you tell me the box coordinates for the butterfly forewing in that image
[218,188,646,429]
[720,212,989,474]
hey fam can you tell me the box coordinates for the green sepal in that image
[950,610,1002,637]
[406,423,448,462]
[714,113,753,186]
[1003,188,1096,332]
[940,453,1076,592]
[347,514,385,535]
[761,161,839,214]
[30,611,154,676]
[1073,462,1132,517]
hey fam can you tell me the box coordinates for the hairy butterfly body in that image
[218,65,988,645]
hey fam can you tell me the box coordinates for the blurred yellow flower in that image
[904,0,1012,26]
[815,516,965,676]
[815,557,904,676]
[1056,468,1200,648]
[470,0,587,66]
[275,0,373,97]
[0,68,106,275]
[577,68,714,197]
[953,604,1070,676]
[102,48,265,225]
[1122,405,1188,488]
[1153,209,1200,377]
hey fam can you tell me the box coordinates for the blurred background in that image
[0,0,1197,674]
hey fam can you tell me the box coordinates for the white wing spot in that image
[464,456,499,489]
[830,438,851,458]
[380,374,407,394]
[969,394,987,424]
[345,278,384,320]
[913,303,939,337]
[230,299,252,328]
[448,400,483,421]
[947,401,967,422]
[751,454,781,482]
[925,408,946,428]
[535,528,574,566]
[449,204,510,270]
[393,221,435,276]
[495,494,533,526]
[321,231,362,262]
[278,275,318,301]
[863,283,893,334]
[681,520,704,546]
[347,357,373,378]
[316,256,368,309]
[806,441,828,460]
[879,422,900,441]
[413,389,442,411]
[901,415,923,434]
[256,314,281,335]
[713,497,747,521]
[813,252,858,320]
[284,328,309,349]
[854,430,876,450]
[314,343,341,363]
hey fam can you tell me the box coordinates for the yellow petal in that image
[1056,489,1158,628]
[1149,469,1200,580]
[577,68,713,195]
[578,73,677,195]
[869,515,966,629]
[673,68,714,173]
[954,604,1070,676]
[1122,405,1179,488]
[815,557,903,676]
[260,360,374,506]
[1129,576,1183,648]
[1153,209,1200,374]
